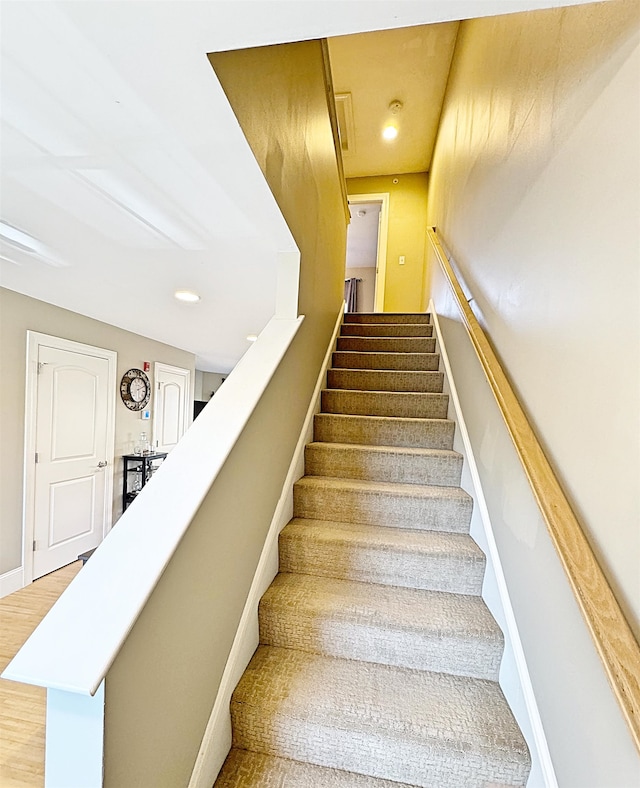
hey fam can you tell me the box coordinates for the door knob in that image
[97,460,108,468]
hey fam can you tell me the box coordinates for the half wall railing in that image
[427,226,640,752]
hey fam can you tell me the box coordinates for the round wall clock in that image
[120,368,151,411]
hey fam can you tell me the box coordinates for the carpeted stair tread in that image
[327,369,444,393]
[260,573,503,679]
[332,351,440,371]
[279,518,485,595]
[294,476,473,533]
[321,389,449,419]
[314,413,455,449]
[215,749,420,787]
[304,442,463,486]
[337,336,436,353]
[230,646,531,788]
[344,312,431,324]
[217,311,531,787]
[340,323,433,337]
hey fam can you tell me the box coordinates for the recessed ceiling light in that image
[174,290,200,303]
[246,334,258,342]
[382,125,398,141]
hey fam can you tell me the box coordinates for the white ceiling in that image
[0,0,593,372]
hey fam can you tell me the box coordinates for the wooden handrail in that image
[321,39,351,226]
[427,227,640,751]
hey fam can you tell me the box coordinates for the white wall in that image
[424,2,640,783]
[426,0,639,639]
[194,371,226,401]
[345,266,375,312]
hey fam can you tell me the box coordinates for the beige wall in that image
[424,3,640,782]
[102,40,347,786]
[347,173,428,312]
[0,288,195,575]
[345,266,375,312]
[426,1,639,636]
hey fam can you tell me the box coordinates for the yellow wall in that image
[0,288,195,575]
[347,173,428,312]
[425,2,640,782]
[102,40,348,787]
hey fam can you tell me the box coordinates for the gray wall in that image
[0,287,195,575]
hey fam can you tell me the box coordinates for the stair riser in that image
[337,337,436,353]
[314,414,455,450]
[332,352,440,371]
[294,485,472,533]
[304,446,462,487]
[259,608,502,680]
[321,390,449,419]
[279,536,485,596]
[230,705,528,788]
[340,324,433,337]
[344,313,431,324]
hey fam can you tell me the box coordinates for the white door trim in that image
[348,192,390,312]
[152,362,191,452]
[23,332,117,586]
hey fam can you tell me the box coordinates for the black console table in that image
[122,453,167,511]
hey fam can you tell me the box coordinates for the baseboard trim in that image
[187,304,345,788]
[0,567,25,599]
[429,301,557,788]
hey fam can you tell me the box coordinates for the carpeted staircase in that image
[215,313,531,788]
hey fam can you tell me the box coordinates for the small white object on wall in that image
[141,409,151,421]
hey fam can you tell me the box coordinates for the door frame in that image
[152,362,191,452]
[347,192,390,312]
[22,332,117,585]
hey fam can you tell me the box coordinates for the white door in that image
[31,342,115,579]
[153,363,191,453]
[348,193,390,312]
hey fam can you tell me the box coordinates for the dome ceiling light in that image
[382,99,403,142]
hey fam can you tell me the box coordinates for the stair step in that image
[337,336,436,353]
[344,312,431,324]
[260,573,503,680]
[230,647,531,788]
[216,749,418,787]
[332,351,440,371]
[305,442,463,486]
[340,323,433,337]
[294,476,473,534]
[321,389,449,419]
[314,413,455,449]
[327,369,444,393]
[279,518,486,595]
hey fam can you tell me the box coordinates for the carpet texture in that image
[215,313,530,787]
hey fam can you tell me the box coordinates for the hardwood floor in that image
[0,562,82,787]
